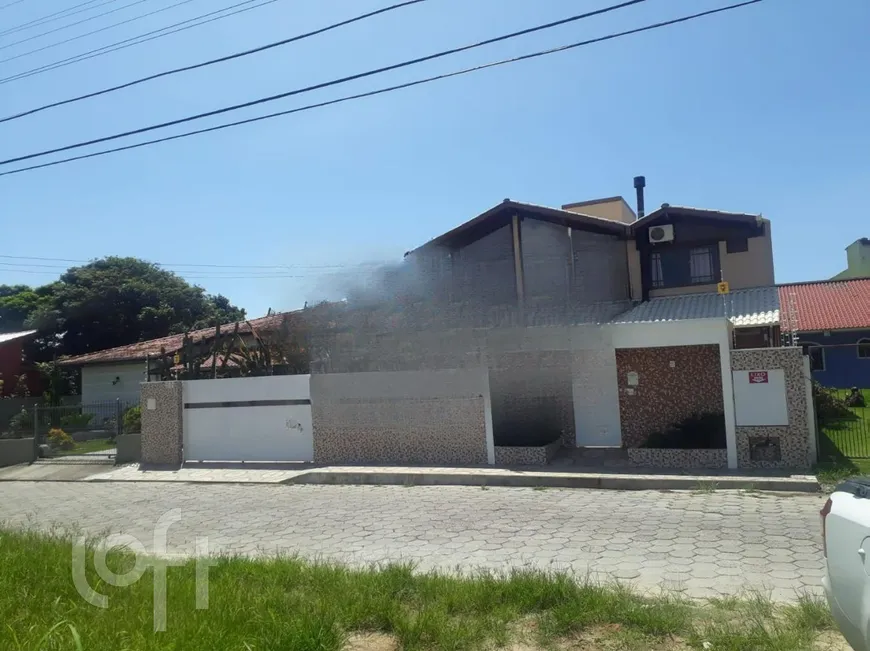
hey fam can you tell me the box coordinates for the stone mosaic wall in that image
[627,448,727,469]
[731,347,812,469]
[140,381,183,467]
[311,369,490,466]
[494,440,562,466]
[615,345,724,448]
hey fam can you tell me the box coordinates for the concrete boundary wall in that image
[311,368,494,465]
[730,347,813,469]
[0,438,36,467]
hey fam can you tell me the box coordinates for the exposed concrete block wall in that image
[572,230,630,304]
[731,347,812,469]
[615,345,724,448]
[0,438,35,467]
[140,381,183,466]
[448,225,516,305]
[311,368,492,465]
[522,219,571,301]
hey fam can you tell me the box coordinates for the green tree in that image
[1,258,245,361]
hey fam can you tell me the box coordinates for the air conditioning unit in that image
[648,224,674,244]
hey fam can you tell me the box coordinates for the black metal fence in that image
[815,386,870,459]
[31,400,137,458]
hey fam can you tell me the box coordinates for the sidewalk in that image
[82,462,821,492]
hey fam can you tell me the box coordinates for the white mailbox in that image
[732,368,788,426]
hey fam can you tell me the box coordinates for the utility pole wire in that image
[0,0,200,61]
[0,0,30,10]
[0,0,112,38]
[0,0,278,85]
[0,0,649,167]
[0,0,428,124]
[0,0,765,179]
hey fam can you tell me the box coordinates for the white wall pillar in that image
[719,331,738,469]
[482,369,495,465]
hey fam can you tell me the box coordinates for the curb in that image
[285,471,821,493]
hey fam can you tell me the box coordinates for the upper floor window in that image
[650,244,718,289]
[859,338,870,359]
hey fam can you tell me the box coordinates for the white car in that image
[822,478,870,651]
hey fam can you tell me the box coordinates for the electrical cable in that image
[0,0,202,62]
[0,255,381,270]
[0,0,428,124]
[0,0,107,37]
[0,0,650,167]
[0,0,764,178]
[0,0,30,10]
[0,0,277,84]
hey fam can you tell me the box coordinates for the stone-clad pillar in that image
[140,381,183,467]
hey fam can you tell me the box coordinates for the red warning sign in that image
[749,371,769,384]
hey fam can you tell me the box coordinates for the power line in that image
[0,0,201,62]
[0,0,649,167]
[0,0,278,85]
[0,0,31,10]
[0,0,428,124]
[0,0,113,38]
[0,254,382,270]
[0,0,764,177]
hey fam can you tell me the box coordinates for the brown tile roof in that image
[778,278,870,332]
[58,311,299,366]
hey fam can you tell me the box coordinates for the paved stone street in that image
[0,483,825,601]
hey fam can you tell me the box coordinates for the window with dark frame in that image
[689,246,716,284]
[648,244,718,289]
[859,338,870,359]
[650,251,664,288]
[802,343,825,372]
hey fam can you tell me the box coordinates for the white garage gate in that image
[182,375,313,462]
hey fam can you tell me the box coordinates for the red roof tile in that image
[59,311,300,366]
[778,278,870,332]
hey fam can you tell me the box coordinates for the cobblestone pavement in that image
[0,483,826,602]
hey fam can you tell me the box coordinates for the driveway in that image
[0,483,825,601]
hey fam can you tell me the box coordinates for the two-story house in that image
[314,188,784,460]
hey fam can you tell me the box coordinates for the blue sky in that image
[1,0,868,317]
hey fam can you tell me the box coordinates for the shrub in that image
[8,409,33,435]
[47,428,75,450]
[59,412,94,428]
[641,413,726,450]
[123,406,141,434]
[813,382,854,421]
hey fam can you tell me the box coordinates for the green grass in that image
[54,438,115,457]
[0,527,842,651]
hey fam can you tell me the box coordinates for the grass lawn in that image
[815,388,870,484]
[54,438,116,457]
[0,528,846,651]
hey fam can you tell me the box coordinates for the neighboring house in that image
[778,278,870,388]
[832,238,870,280]
[0,330,39,397]
[59,312,297,404]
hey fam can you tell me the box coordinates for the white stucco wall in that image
[81,361,146,406]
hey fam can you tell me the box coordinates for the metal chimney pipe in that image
[633,175,646,219]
